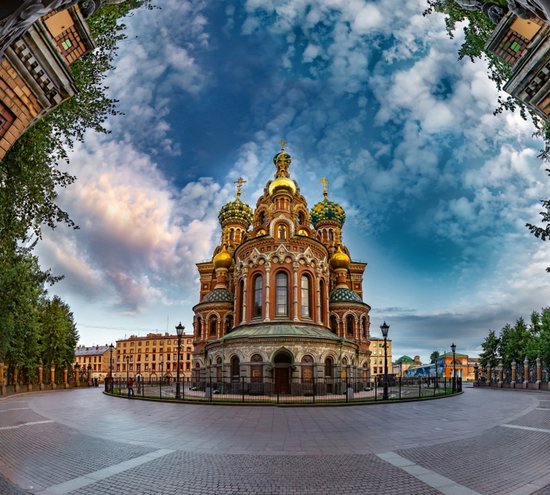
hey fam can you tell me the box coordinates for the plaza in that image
[0,386,549,494]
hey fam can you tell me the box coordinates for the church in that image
[191,143,372,395]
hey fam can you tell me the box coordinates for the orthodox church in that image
[192,142,372,394]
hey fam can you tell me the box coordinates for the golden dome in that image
[268,177,296,196]
[213,245,232,269]
[257,228,267,236]
[298,229,309,236]
[330,245,350,270]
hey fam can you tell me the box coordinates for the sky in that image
[35,0,550,363]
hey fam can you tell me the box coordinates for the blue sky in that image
[36,0,550,363]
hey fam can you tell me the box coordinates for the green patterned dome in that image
[218,198,253,226]
[329,287,361,303]
[310,198,346,227]
[202,288,234,303]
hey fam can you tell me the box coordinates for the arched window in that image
[195,316,202,339]
[209,315,217,337]
[298,211,305,225]
[301,275,311,318]
[216,357,222,383]
[231,356,240,378]
[277,224,287,240]
[253,274,263,318]
[301,355,314,384]
[329,229,334,241]
[225,314,233,334]
[251,354,263,383]
[276,272,288,317]
[320,280,326,325]
[259,211,267,225]
[229,229,235,241]
[330,315,338,334]
[325,357,334,377]
[346,315,354,337]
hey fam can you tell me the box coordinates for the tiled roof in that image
[329,287,362,303]
[221,324,344,342]
[202,288,234,303]
[75,345,110,357]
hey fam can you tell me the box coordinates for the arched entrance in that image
[273,350,293,394]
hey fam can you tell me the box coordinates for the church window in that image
[259,211,267,225]
[277,224,287,240]
[330,315,338,334]
[301,355,314,384]
[298,211,305,225]
[229,229,234,241]
[195,317,202,339]
[253,275,263,318]
[251,354,263,383]
[329,229,334,241]
[231,356,240,378]
[346,315,354,337]
[276,272,289,316]
[209,315,217,337]
[225,314,233,334]
[325,357,334,377]
[301,275,311,318]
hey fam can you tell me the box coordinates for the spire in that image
[321,177,328,199]
[234,177,246,200]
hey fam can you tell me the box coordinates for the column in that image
[293,263,299,321]
[51,366,56,390]
[264,262,271,322]
[536,358,542,388]
[523,356,529,389]
[315,271,322,325]
[63,367,68,389]
[13,367,19,393]
[38,364,43,391]
[498,361,503,388]
[511,360,517,388]
[242,269,248,323]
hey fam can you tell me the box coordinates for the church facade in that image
[191,143,372,394]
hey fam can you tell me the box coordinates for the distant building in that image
[486,13,549,121]
[437,352,469,380]
[115,332,194,382]
[369,337,393,378]
[394,355,422,375]
[0,5,95,160]
[74,344,111,383]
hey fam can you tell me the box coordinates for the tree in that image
[498,318,534,367]
[526,169,550,272]
[430,351,440,363]
[479,330,500,369]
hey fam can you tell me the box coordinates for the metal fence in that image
[107,375,460,404]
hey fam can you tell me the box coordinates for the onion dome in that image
[202,288,234,303]
[268,177,297,195]
[310,197,346,226]
[212,245,232,269]
[218,177,253,226]
[330,245,350,270]
[329,287,361,303]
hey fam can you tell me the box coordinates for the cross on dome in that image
[321,177,328,198]
[234,177,246,199]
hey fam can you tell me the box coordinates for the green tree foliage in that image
[430,351,440,363]
[497,318,534,366]
[526,169,550,271]
[38,296,79,369]
[479,329,500,369]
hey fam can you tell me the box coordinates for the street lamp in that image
[380,321,390,400]
[108,343,114,392]
[451,342,456,393]
[175,322,185,400]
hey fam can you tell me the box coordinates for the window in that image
[301,275,311,318]
[253,275,263,318]
[320,280,326,325]
[239,280,245,323]
[251,354,263,383]
[209,315,217,337]
[225,315,233,334]
[259,211,267,225]
[276,272,288,316]
[301,355,313,384]
[230,229,235,241]
[325,357,334,377]
[346,315,354,337]
[330,315,338,334]
[277,224,287,240]
[298,211,305,225]
[510,41,521,52]
[231,356,240,377]
[61,39,73,50]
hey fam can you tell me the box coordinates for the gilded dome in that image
[330,245,350,270]
[268,177,297,195]
[212,245,232,269]
[310,197,346,227]
[218,198,253,226]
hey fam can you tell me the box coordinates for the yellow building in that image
[74,345,111,383]
[369,337,393,378]
[115,332,194,382]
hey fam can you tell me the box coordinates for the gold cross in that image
[279,139,287,153]
[321,177,328,197]
[234,177,246,198]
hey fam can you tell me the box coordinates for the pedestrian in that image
[128,377,135,398]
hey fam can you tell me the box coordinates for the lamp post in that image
[108,343,114,392]
[380,321,390,400]
[451,342,456,393]
[175,322,185,400]
[125,354,131,385]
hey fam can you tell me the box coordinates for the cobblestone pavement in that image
[0,387,548,494]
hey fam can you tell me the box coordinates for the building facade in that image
[114,332,194,382]
[437,352,469,380]
[369,337,393,378]
[192,143,373,394]
[0,4,95,160]
[486,13,549,121]
[74,344,110,383]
